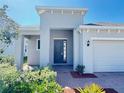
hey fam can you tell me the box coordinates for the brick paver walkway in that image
[56,71,124,93]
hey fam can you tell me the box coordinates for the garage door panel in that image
[94,40,124,72]
[95,59,124,65]
[95,65,124,72]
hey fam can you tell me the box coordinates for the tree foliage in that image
[0,5,19,54]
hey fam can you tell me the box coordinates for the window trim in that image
[36,39,40,51]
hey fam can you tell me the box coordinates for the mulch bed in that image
[71,71,97,78]
[104,88,118,93]
[74,88,118,93]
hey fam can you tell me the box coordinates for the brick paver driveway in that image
[56,72,124,93]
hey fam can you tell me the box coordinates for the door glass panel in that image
[63,40,67,62]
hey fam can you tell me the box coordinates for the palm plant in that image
[77,83,105,93]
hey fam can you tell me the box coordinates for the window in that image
[36,39,40,50]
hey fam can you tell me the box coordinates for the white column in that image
[79,31,83,65]
[73,29,80,70]
[15,35,24,70]
[40,27,50,67]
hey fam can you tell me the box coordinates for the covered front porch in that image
[15,26,41,69]
[15,26,82,71]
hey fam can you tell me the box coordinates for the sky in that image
[0,0,124,25]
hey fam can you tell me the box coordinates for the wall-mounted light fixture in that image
[87,40,90,47]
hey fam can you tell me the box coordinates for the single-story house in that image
[6,6,124,73]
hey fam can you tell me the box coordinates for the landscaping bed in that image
[0,60,118,93]
[71,71,97,78]
[0,63,63,93]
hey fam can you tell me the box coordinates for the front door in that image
[54,40,67,64]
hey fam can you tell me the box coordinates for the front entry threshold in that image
[52,65,73,72]
[53,63,70,66]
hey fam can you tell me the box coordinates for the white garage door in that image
[93,40,124,72]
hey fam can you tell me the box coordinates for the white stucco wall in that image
[15,35,24,69]
[28,35,40,65]
[40,12,84,68]
[41,13,83,28]
[81,28,124,73]
[73,29,80,70]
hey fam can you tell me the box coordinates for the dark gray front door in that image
[54,40,67,63]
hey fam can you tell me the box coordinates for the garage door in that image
[93,40,124,72]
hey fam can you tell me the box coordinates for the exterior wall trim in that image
[19,26,40,31]
[53,38,68,40]
[80,25,124,30]
[91,37,124,41]
[19,26,40,35]
[36,6,88,15]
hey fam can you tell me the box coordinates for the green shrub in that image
[0,64,19,93]
[2,81,33,93]
[76,65,85,74]
[0,55,15,66]
[21,67,57,83]
[77,83,105,93]
[33,80,63,93]
[0,63,19,82]
[0,66,62,93]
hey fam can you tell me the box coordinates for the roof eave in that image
[79,25,124,30]
[36,6,88,15]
